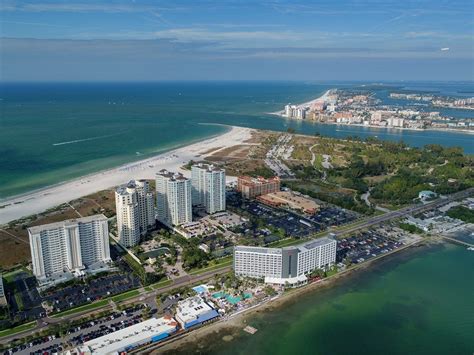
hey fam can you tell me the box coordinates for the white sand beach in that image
[0,126,254,225]
[296,89,334,109]
[270,89,334,115]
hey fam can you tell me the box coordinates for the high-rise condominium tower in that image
[28,214,110,284]
[156,170,192,226]
[115,180,155,247]
[191,163,226,214]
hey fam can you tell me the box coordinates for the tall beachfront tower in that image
[191,163,226,214]
[156,170,192,226]
[28,215,110,284]
[115,180,155,247]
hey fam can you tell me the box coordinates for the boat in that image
[467,247,474,251]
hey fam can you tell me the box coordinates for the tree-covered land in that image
[446,206,474,223]
[287,136,473,210]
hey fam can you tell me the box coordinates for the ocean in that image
[0,81,473,198]
[171,242,474,355]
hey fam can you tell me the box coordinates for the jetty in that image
[438,235,474,248]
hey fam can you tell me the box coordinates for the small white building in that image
[418,190,437,201]
[175,296,219,329]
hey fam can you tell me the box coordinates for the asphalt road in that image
[333,187,474,238]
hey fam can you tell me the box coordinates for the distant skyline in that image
[1,0,473,81]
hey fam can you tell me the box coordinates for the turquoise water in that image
[226,295,242,305]
[173,244,474,355]
[1,81,473,198]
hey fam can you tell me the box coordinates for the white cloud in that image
[152,28,300,43]
[0,1,184,13]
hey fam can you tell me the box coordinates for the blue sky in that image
[1,0,473,81]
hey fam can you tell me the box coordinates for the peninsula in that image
[274,88,474,133]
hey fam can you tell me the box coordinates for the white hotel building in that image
[191,163,226,214]
[28,214,111,288]
[234,237,336,286]
[156,170,192,227]
[115,180,155,247]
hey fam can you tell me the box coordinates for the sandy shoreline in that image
[0,125,254,225]
[269,89,332,116]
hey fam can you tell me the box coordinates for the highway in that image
[332,187,474,238]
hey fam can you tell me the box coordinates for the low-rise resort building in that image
[237,175,281,199]
[175,296,220,329]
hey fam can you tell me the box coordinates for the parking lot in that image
[42,273,141,313]
[2,272,44,327]
[3,304,146,355]
[306,206,358,229]
[240,200,321,237]
[336,227,410,265]
[227,191,358,239]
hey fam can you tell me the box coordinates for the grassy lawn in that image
[332,218,369,232]
[111,289,140,303]
[14,293,24,311]
[313,154,323,169]
[267,238,302,248]
[51,299,109,318]
[0,321,36,338]
[2,267,29,283]
[150,279,173,290]
[189,257,233,276]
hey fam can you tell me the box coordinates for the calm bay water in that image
[173,243,474,355]
[1,81,473,198]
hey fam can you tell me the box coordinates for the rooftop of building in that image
[176,296,215,322]
[157,169,189,181]
[257,191,320,212]
[234,245,282,255]
[293,237,336,253]
[192,163,225,172]
[238,175,280,185]
[84,316,178,354]
[235,237,335,255]
[116,179,150,195]
[28,214,108,234]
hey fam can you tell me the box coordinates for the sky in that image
[1,0,473,81]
